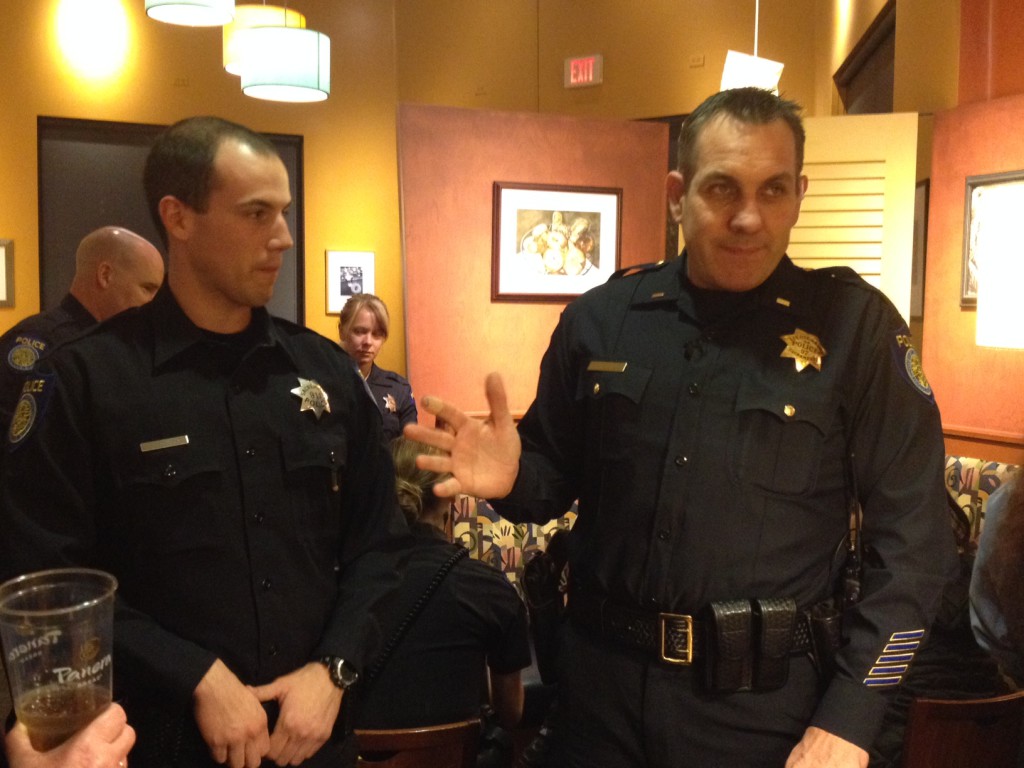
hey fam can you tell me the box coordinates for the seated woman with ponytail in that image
[353,437,531,733]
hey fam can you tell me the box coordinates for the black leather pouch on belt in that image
[808,601,843,677]
[753,597,797,690]
[704,599,754,692]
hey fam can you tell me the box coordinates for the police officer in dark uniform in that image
[0,226,163,428]
[0,117,407,768]
[406,88,958,768]
[337,294,417,442]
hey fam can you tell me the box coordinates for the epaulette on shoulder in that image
[610,260,669,280]
[813,264,883,294]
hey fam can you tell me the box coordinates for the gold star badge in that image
[290,378,331,420]
[780,328,826,372]
[383,393,397,413]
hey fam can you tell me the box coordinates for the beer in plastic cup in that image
[0,568,117,751]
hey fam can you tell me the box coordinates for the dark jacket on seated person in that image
[353,522,532,728]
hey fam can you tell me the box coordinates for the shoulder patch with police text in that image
[7,336,47,372]
[7,374,55,449]
[890,332,934,403]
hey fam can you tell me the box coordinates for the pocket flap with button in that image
[577,362,652,403]
[113,437,222,490]
[733,378,833,496]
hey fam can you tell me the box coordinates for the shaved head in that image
[70,227,165,321]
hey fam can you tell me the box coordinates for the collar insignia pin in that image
[383,393,397,413]
[291,378,331,419]
[780,328,826,372]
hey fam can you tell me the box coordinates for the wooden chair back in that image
[355,718,480,768]
[902,690,1024,768]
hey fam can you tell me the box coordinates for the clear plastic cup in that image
[0,568,117,751]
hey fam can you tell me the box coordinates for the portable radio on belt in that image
[842,448,864,610]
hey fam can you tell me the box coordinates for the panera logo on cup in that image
[54,650,112,685]
[6,628,62,664]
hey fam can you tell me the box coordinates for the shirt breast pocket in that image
[576,362,652,460]
[113,441,223,493]
[279,432,348,538]
[731,379,833,497]
[109,440,225,552]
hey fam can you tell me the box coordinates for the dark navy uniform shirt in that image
[365,363,417,442]
[355,523,531,729]
[0,286,408,758]
[493,254,958,749]
[0,293,95,429]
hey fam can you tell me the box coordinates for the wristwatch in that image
[319,656,359,690]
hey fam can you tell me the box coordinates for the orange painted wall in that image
[914,0,1024,465]
[923,94,1024,463]
[959,0,1024,105]
[398,104,667,415]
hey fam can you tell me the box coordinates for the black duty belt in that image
[569,591,815,666]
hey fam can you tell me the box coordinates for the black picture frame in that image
[491,181,622,303]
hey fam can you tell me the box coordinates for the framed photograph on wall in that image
[326,250,375,314]
[962,170,1024,308]
[491,182,622,302]
[0,240,12,308]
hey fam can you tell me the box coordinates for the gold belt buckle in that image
[658,612,693,665]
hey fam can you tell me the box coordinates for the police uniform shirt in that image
[493,254,959,750]
[0,293,95,428]
[365,364,417,443]
[0,286,407,749]
[355,522,532,729]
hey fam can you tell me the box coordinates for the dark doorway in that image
[37,117,305,323]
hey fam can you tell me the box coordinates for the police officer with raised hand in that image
[405,87,958,768]
[0,116,406,768]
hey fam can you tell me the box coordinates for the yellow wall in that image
[0,0,408,373]
[397,0,959,122]
[1,0,961,377]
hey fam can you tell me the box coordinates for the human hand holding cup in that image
[0,568,117,752]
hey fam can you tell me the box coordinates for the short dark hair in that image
[676,87,805,188]
[143,116,279,247]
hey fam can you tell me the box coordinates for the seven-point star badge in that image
[780,328,826,372]
[291,378,331,419]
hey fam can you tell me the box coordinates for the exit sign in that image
[564,54,604,88]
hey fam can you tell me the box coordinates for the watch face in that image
[325,657,358,689]
[338,661,359,687]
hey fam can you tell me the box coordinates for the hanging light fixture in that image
[720,0,784,93]
[223,4,306,76]
[240,24,330,102]
[145,0,235,27]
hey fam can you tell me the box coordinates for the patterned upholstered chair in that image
[453,496,576,585]
[944,455,1020,547]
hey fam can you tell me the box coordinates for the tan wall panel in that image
[803,113,918,321]
[801,195,885,211]
[805,178,886,195]
[807,161,887,178]
[788,243,883,260]
[797,211,884,228]
[791,257,881,274]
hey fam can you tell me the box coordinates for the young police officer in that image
[0,117,406,768]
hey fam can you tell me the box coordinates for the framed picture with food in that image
[491,182,622,302]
